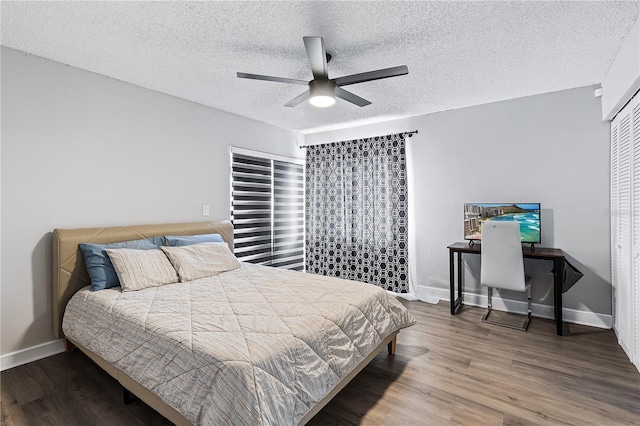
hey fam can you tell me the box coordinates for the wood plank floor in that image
[2,300,639,425]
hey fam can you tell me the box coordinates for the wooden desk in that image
[447,242,567,335]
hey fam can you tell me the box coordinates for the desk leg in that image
[554,259,565,336]
[449,249,455,315]
[449,250,463,315]
[457,252,463,304]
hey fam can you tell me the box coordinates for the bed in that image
[53,220,415,425]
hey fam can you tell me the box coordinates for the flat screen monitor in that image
[464,203,541,244]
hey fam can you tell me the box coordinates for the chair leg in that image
[522,282,532,331]
[481,285,532,331]
[481,287,493,322]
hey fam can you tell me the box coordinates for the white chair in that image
[480,221,532,331]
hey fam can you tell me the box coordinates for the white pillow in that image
[105,248,179,291]
[160,242,240,282]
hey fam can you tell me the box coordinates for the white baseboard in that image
[417,285,612,329]
[1,338,65,371]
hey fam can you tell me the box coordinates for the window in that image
[230,147,304,271]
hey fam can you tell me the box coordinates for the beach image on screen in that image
[464,203,541,243]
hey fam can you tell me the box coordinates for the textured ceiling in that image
[2,2,638,133]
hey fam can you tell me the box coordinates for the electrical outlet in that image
[202,205,210,216]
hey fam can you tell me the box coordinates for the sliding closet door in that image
[611,92,639,369]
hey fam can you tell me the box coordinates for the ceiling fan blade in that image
[284,91,310,107]
[335,87,371,107]
[333,65,408,87]
[303,36,328,79]
[237,72,308,86]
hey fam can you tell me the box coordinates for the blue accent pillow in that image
[163,233,224,247]
[79,237,163,291]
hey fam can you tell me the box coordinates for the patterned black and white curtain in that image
[305,133,409,293]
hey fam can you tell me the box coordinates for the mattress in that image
[62,262,416,425]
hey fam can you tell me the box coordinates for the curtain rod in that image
[299,130,418,149]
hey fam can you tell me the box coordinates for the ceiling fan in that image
[237,36,408,108]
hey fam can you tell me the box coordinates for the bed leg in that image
[387,336,397,355]
[123,387,135,405]
[64,338,75,353]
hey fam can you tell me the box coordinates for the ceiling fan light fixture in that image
[309,80,336,108]
[309,95,335,108]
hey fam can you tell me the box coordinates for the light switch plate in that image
[202,205,210,216]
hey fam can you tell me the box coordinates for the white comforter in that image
[63,262,415,425]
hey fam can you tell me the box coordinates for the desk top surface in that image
[448,242,564,259]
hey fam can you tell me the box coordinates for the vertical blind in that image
[231,150,304,271]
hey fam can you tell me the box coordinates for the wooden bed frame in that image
[53,220,398,425]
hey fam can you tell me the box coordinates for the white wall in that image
[305,86,612,320]
[602,16,639,121]
[0,47,303,357]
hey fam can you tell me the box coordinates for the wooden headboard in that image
[52,220,233,338]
